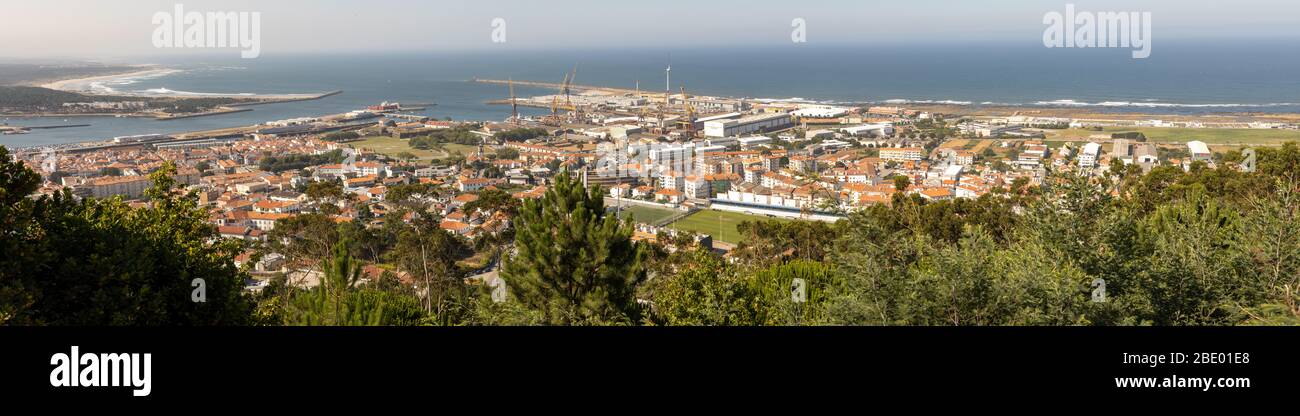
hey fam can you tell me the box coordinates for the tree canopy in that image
[1,153,253,325]
[499,171,647,325]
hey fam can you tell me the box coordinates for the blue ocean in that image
[6,39,1300,147]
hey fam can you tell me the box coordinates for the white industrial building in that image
[879,147,925,162]
[819,139,853,151]
[737,136,775,149]
[703,136,739,149]
[1078,142,1102,168]
[841,123,895,137]
[959,123,1020,137]
[694,144,727,154]
[1187,141,1212,162]
[693,112,744,129]
[792,106,850,118]
[805,129,835,140]
[647,144,696,171]
[704,112,793,137]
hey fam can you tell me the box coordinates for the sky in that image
[3,0,1299,59]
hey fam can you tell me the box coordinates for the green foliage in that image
[1255,142,1300,182]
[0,146,46,323]
[259,149,345,173]
[0,86,103,109]
[463,188,518,216]
[304,180,345,203]
[408,126,482,149]
[803,161,1298,326]
[493,127,549,142]
[268,213,343,266]
[1,157,253,325]
[893,175,910,192]
[732,220,836,265]
[646,249,755,326]
[464,291,547,325]
[494,147,521,160]
[1126,164,1271,212]
[1132,190,1257,325]
[388,215,473,325]
[386,182,445,204]
[157,97,244,113]
[282,239,426,326]
[322,131,361,142]
[500,171,647,325]
[1112,132,1147,141]
[6,137,1300,326]
[747,260,836,325]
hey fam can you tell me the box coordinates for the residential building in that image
[879,147,925,162]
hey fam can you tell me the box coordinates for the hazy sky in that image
[3,0,1299,59]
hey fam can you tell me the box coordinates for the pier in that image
[228,90,344,107]
[156,108,253,120]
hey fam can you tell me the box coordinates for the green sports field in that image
[609,205,679,225]
[665,209,790,244]
[350,136,493,160]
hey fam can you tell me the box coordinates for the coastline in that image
[37,65,327,100]
[37,65,174,92]
[902,104,1300,123]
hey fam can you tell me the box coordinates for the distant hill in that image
[0,86,142,109]
[0,86,94,108]
[0,86,257,114]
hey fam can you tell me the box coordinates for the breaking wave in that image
[874,98,1298,109]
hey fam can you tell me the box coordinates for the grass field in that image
[938,139,968,149]
[666,209,790,244]
[439,143,489,157]
[351,136,439,160]
[350,136,493,160]
[969,139,995,153]
[1043,127,1300,145]
[610,205,680,225]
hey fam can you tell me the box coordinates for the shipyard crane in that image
[552,72,570,116]
[564,65,585,121]
[656,90,669,132]
[543,72,576,126]
[564,64,578,108]
[677,86,697,138]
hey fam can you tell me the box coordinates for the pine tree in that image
[501,171,647,325]
[281,239,428,326]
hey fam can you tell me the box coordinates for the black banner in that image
[0,327,1293,405]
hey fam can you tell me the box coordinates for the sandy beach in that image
[39,66,174,92]
[38,66,324,100]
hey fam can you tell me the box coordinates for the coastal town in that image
[7,2,1300,402]
[9,73,1290,293]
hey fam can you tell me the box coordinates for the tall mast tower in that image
[508,78,518,123]
[665,53,672,95]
